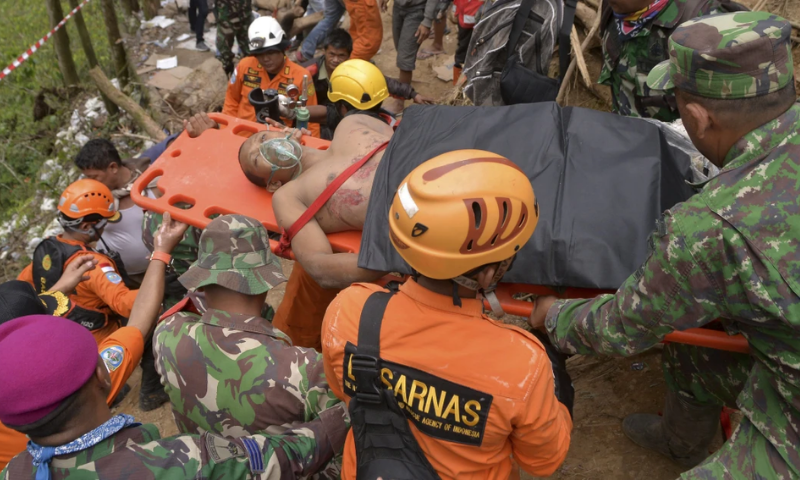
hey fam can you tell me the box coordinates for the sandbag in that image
[358,103,697,289]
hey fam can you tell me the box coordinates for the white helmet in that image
[248,16,286,54]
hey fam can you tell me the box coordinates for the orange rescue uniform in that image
[272,262,340,350]
[344,0,383,60]
[17,236,138,344]
[0,326,143,470]
[222,56,321,138]
[322,280,573,480]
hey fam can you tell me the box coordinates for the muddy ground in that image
[112,0,796,477]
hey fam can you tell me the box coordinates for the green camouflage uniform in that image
[216,0,253,75]
[0,407,349,479]
[597,0,725,121]
[141,210,203,308]
[154,214,344,476]
[547,11,799,478]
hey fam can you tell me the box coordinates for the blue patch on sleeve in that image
[105,272,122,284]
[101,345,125,372]
[241,437,264,473]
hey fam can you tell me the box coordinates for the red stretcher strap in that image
[277,141,390,256]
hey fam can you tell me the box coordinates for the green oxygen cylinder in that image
[295,106,310,130]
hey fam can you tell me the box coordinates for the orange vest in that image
[222,56,321,138]
[322,280,573,480]
[17,236,137,344]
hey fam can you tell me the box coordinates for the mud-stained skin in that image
[327,188,365,228]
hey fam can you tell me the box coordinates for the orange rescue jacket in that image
[18,236,138,344]
[322,280,573,480]
[222,56,321,138]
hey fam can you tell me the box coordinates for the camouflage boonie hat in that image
[647,11,794,99]
[179,214,286,295]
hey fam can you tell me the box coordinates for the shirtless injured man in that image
[238,59,393,350]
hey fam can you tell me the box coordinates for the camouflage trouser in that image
[216,0,253,75]
[141,210,203,309]
[662,344,792,478]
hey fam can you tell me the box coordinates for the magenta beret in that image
[0,315,98,426]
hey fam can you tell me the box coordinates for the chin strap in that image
[59,218,106,241]
[451,257,516,317]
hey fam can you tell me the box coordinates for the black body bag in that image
[348,288,441,480]
[500,0,576,104]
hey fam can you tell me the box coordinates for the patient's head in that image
[238,132,303,192]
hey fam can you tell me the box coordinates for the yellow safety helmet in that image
[389,150,538,280]
[327,59,389,110]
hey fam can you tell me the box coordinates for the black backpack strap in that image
[506,0,539,59]
[559,0,578,81]
[351,288,397,404]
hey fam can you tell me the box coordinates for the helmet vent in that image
[491,234,498,245]
[411,223,428,237]
[467,239,473,251]
[472,201,482,229]
[269,32,276,39]
[534,199,539,218]
[518,213,526,227]
[360,93,372,103]
[501,201,508,226]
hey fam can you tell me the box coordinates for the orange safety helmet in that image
[57,179,119,220]
[389,150,538,280]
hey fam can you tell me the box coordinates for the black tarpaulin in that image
[358,103,697,289]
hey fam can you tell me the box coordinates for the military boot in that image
[622,390,720,468]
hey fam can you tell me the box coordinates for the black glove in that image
[531,330,575,418]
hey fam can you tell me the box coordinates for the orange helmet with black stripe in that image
[389,150,538,281]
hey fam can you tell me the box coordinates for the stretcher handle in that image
[489,284,750,354]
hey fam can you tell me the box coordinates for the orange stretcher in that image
[132,113,749,354]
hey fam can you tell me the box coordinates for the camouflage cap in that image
[179,214,286,295]
[646,11,794,99]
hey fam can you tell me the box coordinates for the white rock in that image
[40,198,57,212]
[26,237,42,253]
[84,97,104,113]
[44,219,63,238]
[75,133,90,146]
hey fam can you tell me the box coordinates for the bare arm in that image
[273,186,385,289]
[127,212,189,339]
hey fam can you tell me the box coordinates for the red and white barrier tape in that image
[0,0,93,81]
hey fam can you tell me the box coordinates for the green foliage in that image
[0,0,118,214]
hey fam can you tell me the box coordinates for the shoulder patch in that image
[343,342,493,447]
[42,254,52,271]
[105,272,122,284]
[101,345,125,372]
[206,434,246,463]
